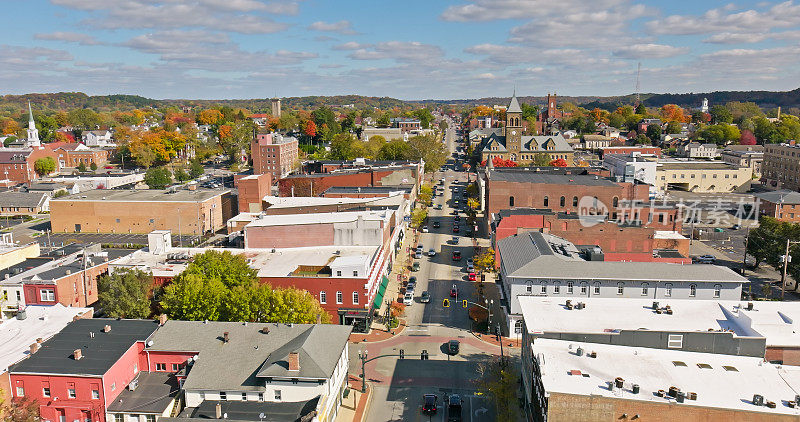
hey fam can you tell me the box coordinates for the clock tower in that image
[505,92,523,153]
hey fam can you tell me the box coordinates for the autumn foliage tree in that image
[659,104,689,123]
[303,120,317,138]
[480,157,518,167]
[549,158,568,167]
[198,109,223,126]
[740,129,757,145]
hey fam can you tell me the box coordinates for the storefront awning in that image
[372,276,390,309]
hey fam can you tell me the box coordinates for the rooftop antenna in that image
[634,62,641,108]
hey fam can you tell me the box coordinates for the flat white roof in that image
[519,297,800,347]
[654,231,687,240]
[533,338,800,415]
[0,304,92,372]
[245,209,392,228]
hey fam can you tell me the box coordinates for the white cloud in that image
[612,43,689,59]
[332,41,365,51]
[703,33,770,44]
[34,32,101,45]
[345,41,445,63]
[475,72,496,79]
[440,0,633,22]
[647,1,800,35]
[308,20,358,35]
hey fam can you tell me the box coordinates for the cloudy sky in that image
[3,0,800,99]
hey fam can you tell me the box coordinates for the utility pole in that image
[780,238,800,300]
[742,227,750,275]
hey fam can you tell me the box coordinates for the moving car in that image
[420,291,431,303]
[468,272,476,281]
[450,284,458,297]
[422,226,429,233]
[422,394,438,415]
[452,251,461,261]
[446,394,463,422]
[452,225,460,233]
[403,293,414,306]
[451,236,458,245]
[433,221,441,228]
[428,249,436,257]
[467,263,474,272]
[447,340,460,355]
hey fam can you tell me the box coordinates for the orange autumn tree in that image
[303,120,317,137]
[218,124,233,141]
[198,109,223,126]
[659,104,689,123]
[549,158,568,167]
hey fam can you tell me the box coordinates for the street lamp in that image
[780,239,800,299]
[485,298,493,333]
[358,349,368,393]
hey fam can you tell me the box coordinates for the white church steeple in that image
[26,102,40,148]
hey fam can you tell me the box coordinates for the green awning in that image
[373,276,390,309]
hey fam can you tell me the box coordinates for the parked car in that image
[451,236,458,245]
[467,263,474,272]
[428,249,436,257]
[433,221,441,228]
[452,225,460,233]
[420,291,431,303]
[450,284,458,297]
[454,215,461,221]
[422,394,438,415]
[422,226,429,233]
[468,272,476,281]
[413,261,420,271]
[403,293,414,306]
[415,251,422,258]
[447,340,460,355]
[406,277,417,290]
[446,394,463,422]
[697,255,716,264]
[452,251,461,261]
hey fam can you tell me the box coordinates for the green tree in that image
[33,156,56,176]
[412,108,434,129]
[665,121,682,134]
[77,162,87,172]
[189,160,204,179]
[476,359,519,422]
[646,124,662,141]
[710,105,733,124]
[529,153,552,167]
[635,104,647,115]
[411,208,428,229]
[90,162,98,171]
[378,140,411,160]
[98,268,153,319]
[698,124,740,146]
[406,134,447,172]
[144,167,172,189]
[174,167,190,182]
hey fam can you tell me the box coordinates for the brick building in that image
[0,147,60,184]
[762,142,800,191]
[321,186,412,199]
[0,191,50,215]
[599,146,662,159]
[755,190,800,222]
[390,118,421,133]
[250,132,298,179]
[9,319,160,422]
[50,189,235,235]
[52,143,110,168]
[278,163,422,198]
[233,173,271,213]
[480,168,680,229]
[493,209,688,264]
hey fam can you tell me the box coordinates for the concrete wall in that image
[0,242,40,271]
[655,166,752,193]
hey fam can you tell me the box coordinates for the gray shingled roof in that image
[508,95,522,113]
[147,321,352,390]
[755,190,800,205]
[0,191,48,208]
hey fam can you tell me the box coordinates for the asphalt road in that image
[359,120,511,422]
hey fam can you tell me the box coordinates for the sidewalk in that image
[334,376,373,422]
[349,319,407,344]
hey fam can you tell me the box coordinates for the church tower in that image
[505,92,522,153]
[25,102,40,148]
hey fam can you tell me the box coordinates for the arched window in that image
[617,282,624,295]
[572,196,578,207]
[543,196,549,207]
[509,196,515,207]
[580,282,588,294]
[593,282,601,295]
[689,284,697,297]
[612,197,619,207]
[540,281,547,294]
[641,282,649,296]
[713,284,721,298]
[553,282,561,294]
[560,196,565,207]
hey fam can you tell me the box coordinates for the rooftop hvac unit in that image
[127,378,139,391]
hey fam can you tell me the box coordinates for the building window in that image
[42,387,50,397]
[353,271,358,277]
[15,386,24,397]
[543,196,548,207]
[617,282,624,295]
[156,363,166,371]
[509,196,515,207]
[258,393,264,402]
[352,292,359,304]
[572,196,578,207]
[274,390,281,401]
[553,282,561,294]
[713,284,721,298]
[540,281,547,294]
[336,291,343,304]
[320,291,326,304]
[145,416,155,422]
[689,284,697,297]
[68,388,76,398]
[92,389,99,400]
[39,289,55,302]
[336,271,342,277]
[593,282,600,295]
[668,334,683,349]
[114,415,124,422]
[664,283,672,297]
[567,282,574,294]
[641,282,649,296]
[526,283,532,293]
[560,196,565,207]
[612,197,619,207]
[220,392,227,401]
[242,393,248,401]
[580,282,588,294]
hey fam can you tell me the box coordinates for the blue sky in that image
[2,0,800,99]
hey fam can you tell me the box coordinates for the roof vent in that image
[65,269,71,275]
[102,324,111,333]
[73,349,83,360]
[223,332,229,343]
[260,326,270,334]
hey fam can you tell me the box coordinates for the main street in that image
[351,117,509,422]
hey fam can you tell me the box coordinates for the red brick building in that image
[278,163,422,198]
[481,168,681,231]
[234,173,271,213]
[493,209,690,265]
[0,147,60,184]
[599,146,662,159]
[250,132,298,180]
[756,190,800,223]
[9,319,159,422]
[53,144,110,168]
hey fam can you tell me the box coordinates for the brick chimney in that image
[102,324,111,333]
[159,314,168,326]
[288,352,300,371]
[30,343,39,354]
[73,349,83,360]
[223,332,229,343]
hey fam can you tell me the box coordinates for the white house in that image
[81,130,114,147]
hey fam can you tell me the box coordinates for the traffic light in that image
[443,298,450,308]
[462,299,468,308]
[399,349,405,359]
[495,325,501,341]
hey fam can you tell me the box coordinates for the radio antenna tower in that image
[634,62,641,107]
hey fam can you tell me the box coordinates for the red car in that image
[452,225,460,233]
[450,285,458,298]
[468,272,476,281]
